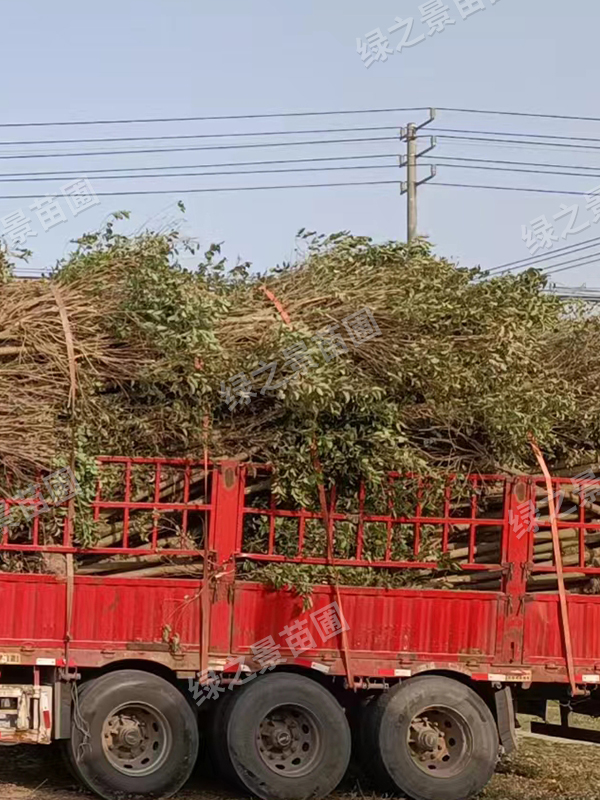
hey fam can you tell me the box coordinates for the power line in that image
[0,124,405,148]
[0,152,400,181]
[3,152,597,186]
[433,181,592,197]
[425,154,600,174]
[0,178,594,201]
[0,178,406,199]
[488,236,600,273]
[513,250,600,277]
[438,107,600,123]
[430,127,600,144]
[0,135,401,162]
[5,105,600,130]
[543,252,600,277]
[424,160,600,180]
[547,286,600,301]
[0,107,427,129]
[489,248,600,280]
[432,134,600,152]
[1,154,597,187]
[0,162,401,185]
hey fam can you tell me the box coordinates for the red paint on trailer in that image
[0,458,599,687]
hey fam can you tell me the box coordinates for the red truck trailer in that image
[1,455,599,800]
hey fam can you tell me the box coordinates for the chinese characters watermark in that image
[508,469,599,540]
[522,187,600,255]
[357,0,501,67]
[187,601,349,706]
[0,467,81,531]
[220,307,381,412]
[0,178,99,249]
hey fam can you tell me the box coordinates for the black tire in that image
[218,672,351,800]
[207,688,242,787]
[363,675,499,800]
[359,691,393,791]
[66,669,199,800]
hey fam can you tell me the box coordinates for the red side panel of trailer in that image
[0,458,599,686]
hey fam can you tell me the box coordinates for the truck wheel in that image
[66,669,199,800]
[363,675,499,800]
[208,689,241,787]
[218,672,351,800]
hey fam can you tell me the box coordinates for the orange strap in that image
[529,435,581,696]
[51,285,77,409]
[200,415,211,681]
[51,285,78,675]
[260,285,292,328]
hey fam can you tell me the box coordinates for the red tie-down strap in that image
[51,285,78,679]
[200,415,211,681]
[260,285,292,328]
[529,434,582,697]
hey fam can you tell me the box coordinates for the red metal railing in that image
[237,466,511,572]
[0,457,212,556]
[529,475,600,576]
[3,461,600,584]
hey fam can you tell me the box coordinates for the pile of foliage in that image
[2,217,600,583]
[50,223,600,481]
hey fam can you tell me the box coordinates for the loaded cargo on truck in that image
[4,226,600,799]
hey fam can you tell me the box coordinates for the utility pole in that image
[406,123,418,243]
[400,109,437,242]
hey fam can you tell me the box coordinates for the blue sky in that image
[1,0,599,286]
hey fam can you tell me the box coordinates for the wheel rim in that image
[256,704,321,777]
[407,706,472,777]
[101,702,172,777]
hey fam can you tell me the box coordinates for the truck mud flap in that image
[495,686,518,754]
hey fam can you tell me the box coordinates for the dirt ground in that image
[2,706,600,800]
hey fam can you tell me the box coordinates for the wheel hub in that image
[117,720,144,748]
[408,707,470,776]
[267,723,293,749]
[416,726,441,752]
[257,704,321,777]
[101,703,171,777]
